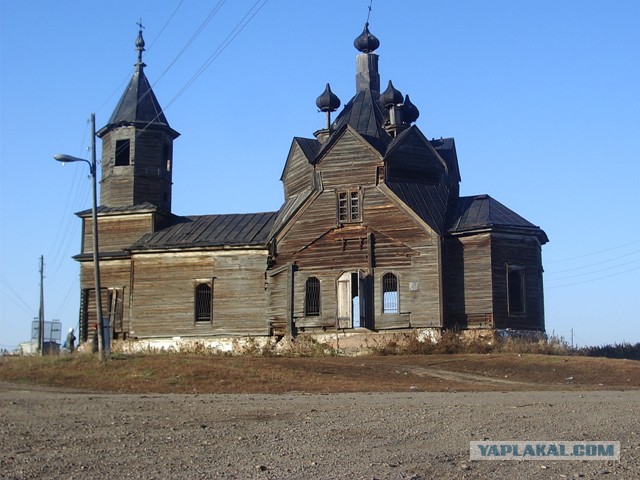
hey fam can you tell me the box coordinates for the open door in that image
[337,271,369,329]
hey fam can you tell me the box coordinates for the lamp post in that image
[54,113,108,361]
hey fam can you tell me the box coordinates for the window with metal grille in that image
[337,189,361,223]
[305,277,320,316]
[382,272,399,314]
[507,265,525,315]
[195,282,212,322]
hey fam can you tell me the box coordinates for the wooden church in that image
[73,24,548,344]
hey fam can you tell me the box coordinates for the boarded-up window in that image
[114,139,131,166]
[382,272,399,314]
[305,277,320,316]
[195,282,212,322]
[337,189,361,223]
[507,265,525,315]
[107,288,124,336]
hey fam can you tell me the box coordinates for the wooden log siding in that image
[83,213,154,254]
[293,271,337,329]
[490,233,545,330]
[266,266,289,335]
[129,250,270,338]
[282,143,314,199]
[80,258,132,340]
[272,127,447,331]
[443,233,494,328]
[101,128,173,210]
[316,130,381,189]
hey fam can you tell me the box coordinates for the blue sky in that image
[1,0,639,350]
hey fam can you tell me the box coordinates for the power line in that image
[0,276,35,317]
[547,265,640,289]
[159,0,270,120]
[547,256,640,281]
[546,248,640,275]
[547,239,640,264]
[147,0,185,51]
[112,0,226,126]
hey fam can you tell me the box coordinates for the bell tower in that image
[97,26,179,212]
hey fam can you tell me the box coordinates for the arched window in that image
[195,282,212,322]
[305,277,320,316]
[382,273,399,314]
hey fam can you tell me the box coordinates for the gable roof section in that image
[430,137,461,183]
[447,195,548,243]
[384,182,449,236]
[316,89,392,160]
[131,211,277,250]
[280,137,320,181]
[269,186,318,240]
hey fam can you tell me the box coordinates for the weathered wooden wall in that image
[272,128,444,332]
[490,233,545,330]
[282,142,314,199]
[100,127,173,211]
[443,233,494,328]
[79,258,132,341]
[82,213,154,254]
[129,249,270,338]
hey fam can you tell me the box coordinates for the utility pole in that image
[38,256,45,355]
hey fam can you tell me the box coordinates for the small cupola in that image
[402,94,420,124]
[381,80,405,136]
[353,22,380,53]
[354,23,381,94]
[314,83,341,142]
[381,80,403,107]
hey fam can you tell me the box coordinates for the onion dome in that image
[380,80,403,108]
[316,83,341,112]
[353,23,380,53]
[402,94,420,123]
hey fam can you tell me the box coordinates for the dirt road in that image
[1,383,638,479]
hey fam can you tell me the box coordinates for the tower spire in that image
[136,19,145,65]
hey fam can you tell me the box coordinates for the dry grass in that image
[1,352,638,394]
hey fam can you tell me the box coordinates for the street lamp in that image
[54,113,108,361]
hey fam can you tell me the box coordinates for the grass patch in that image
[1,351,638,394]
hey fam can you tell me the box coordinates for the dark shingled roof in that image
[97,63,178,138]
[109,64,168,126]
[447,195,548,243]
[131,211,277,250]
[385,182,449,236]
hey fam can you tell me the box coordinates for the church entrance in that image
[337,271,369,329]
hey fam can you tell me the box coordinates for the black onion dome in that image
[353,23,380,53]
[402,94,420,123]
[316,83,341,112]
[380,80,403,108]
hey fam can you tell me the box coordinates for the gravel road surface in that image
[1,383,638,479]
